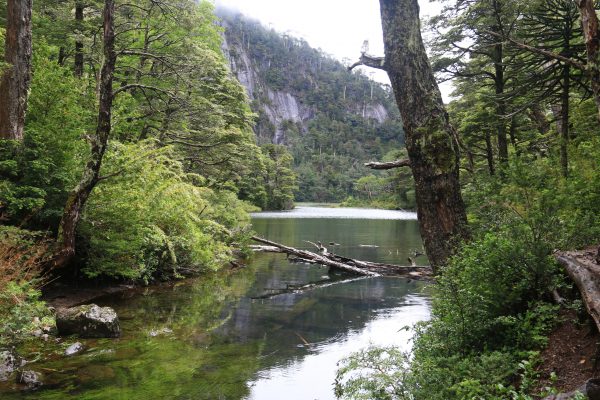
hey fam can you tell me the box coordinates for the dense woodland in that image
[0,0,303,343]
[335,0,600,398]
[0,0,600,398]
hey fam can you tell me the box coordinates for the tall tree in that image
[74,1,84,77]
[510,0,586,177]
[573,0,600,119]
[429,0,520,166]
[0,0,32,140]
[55,0,115,267]
[351,0,469,270]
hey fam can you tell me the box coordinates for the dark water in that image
[1,206,430,400]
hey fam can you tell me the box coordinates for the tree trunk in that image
[574,0,600,120]
[560,64,570,178]
[0,0,33,141]
[527,104,551,135]
[493,38,509,164]
[378,0,469,271]
[55,0,116,267]
[74,1,84,78]
[485,131,495,176]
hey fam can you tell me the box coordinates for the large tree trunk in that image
[0,0,32,141]
[378,0,469,271]
[55,0,116,267]
[527,104,551,135]
[574,0,600,120]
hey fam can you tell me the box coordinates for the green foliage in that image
[0,281,53,347]
[335,346,413,400]
[219,9,408,204]
[80,142,254,282]
[0,227,54,346]
[259,144,297,210]
[0,43,89,229]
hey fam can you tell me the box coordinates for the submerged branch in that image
[251,236,432,279]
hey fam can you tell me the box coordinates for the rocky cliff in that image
[217,8,405,203]
[218,9,397,145]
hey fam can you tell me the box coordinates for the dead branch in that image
[348,53,387,72]
[251,236,432,279]
[364,159,411,170]
[251,276,369,300]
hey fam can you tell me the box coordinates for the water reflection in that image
[251,206,418,220]
[1,208,430,400]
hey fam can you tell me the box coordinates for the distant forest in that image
[218,9,414,207]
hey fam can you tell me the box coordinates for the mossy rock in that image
[56,304,120,338]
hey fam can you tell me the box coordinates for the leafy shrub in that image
[79,141,254,282]
[335,346,413,400]
[0,227,54,346]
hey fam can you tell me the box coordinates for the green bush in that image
[0,281,54,347]
[79,141,254,282]
[0,227,54,346]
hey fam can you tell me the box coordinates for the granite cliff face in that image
[218,10,395,145]
[217,8,404,203]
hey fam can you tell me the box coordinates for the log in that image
[251,236,432,279]
[555,251,600,332]
[252,236,380,277]
[249,245,283,253]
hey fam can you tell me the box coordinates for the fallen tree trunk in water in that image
[555,249,600,333]
[251,236,432,279]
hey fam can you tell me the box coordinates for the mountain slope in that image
[217,8,406,202]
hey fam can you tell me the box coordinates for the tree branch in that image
[484,30,587,71]
[364,159,411,170]
[348,53,387,71]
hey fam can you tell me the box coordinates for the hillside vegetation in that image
[219,8,413,207]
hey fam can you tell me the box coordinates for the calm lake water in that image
[1,207,430,400]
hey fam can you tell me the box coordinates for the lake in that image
[1,206,430,400]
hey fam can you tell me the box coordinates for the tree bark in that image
[74,1,85,77]
[574,0,600,120]
[55,0,116,267]
[485,131,495,176]
[559,63,570,178]
[493,38,509,165]
[555,251,600,333]
[0,0,33,141]
[527,104,551,135]
[378,0,469,271]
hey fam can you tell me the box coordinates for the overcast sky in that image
[212,0,452,99]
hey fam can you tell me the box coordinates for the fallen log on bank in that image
[555,248,600,333]
[251,236,432,279]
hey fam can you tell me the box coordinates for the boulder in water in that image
[0,350,23,381]
[56,304,120,338]
[64,342,85,356]
[16,370,42,389]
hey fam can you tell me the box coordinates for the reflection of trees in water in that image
[217,271,420,369]
[16,270,263,400]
